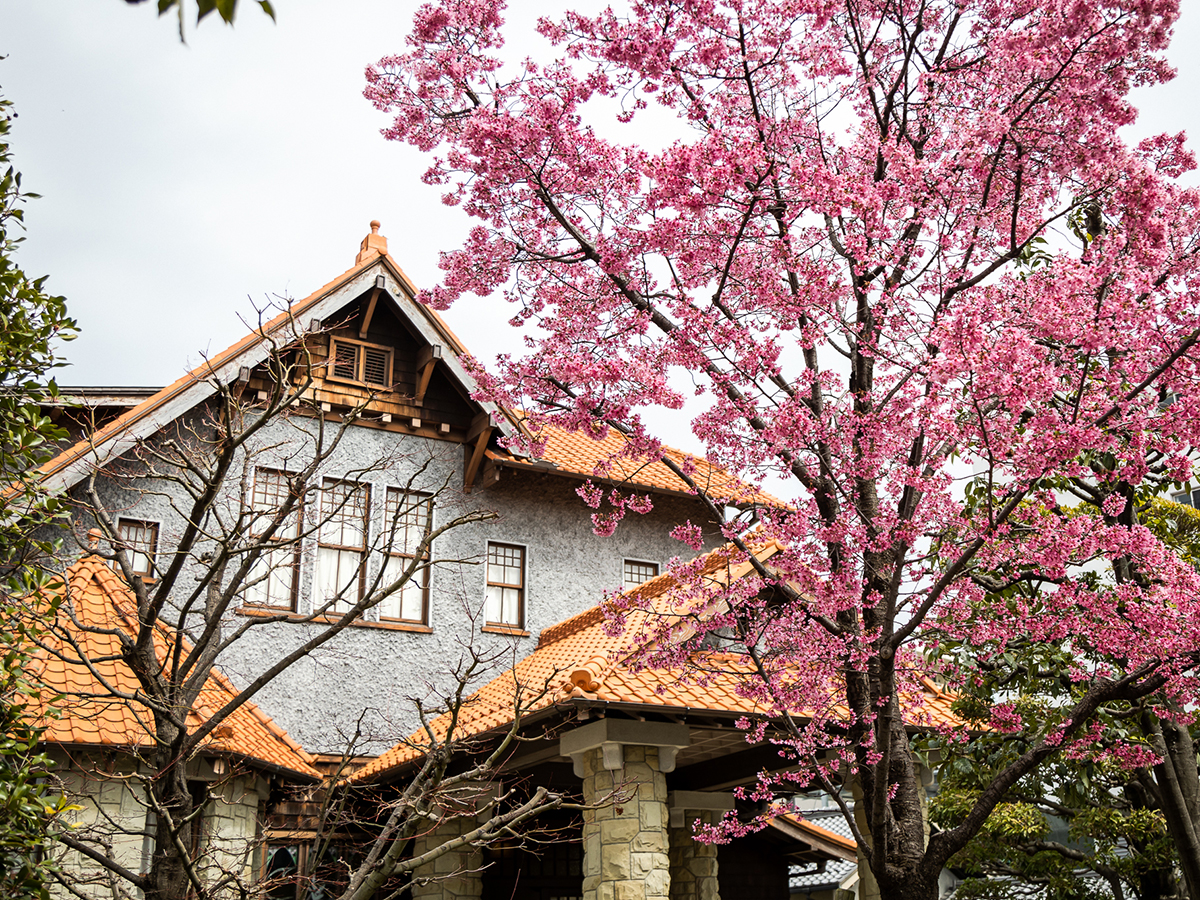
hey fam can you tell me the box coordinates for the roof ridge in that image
[545,540,784,697]
[536,605,607,648]
[536,565,679,649]
[602,540,784,670]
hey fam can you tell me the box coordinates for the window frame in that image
[314,479,371,614]
[325,336,394,389]
[378,488,433,625]
[622,559,660,590]
[1172,488,1200,508]
[243,467,303,611]
[484,541,526,630]
[114,517,160,580]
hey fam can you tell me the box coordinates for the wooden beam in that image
[358,287,381,338]
[463,412,496,493]
[479,458,502,489]
[670,742,803,792]
[468,411,498,442]
[414,343,443,404]
[766,818,857,862]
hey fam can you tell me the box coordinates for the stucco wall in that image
[63,408,723,753]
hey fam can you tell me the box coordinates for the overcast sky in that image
[3,0,1200,455]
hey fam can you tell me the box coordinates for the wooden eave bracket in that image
[357,275,388,338]
[414,343,443,405]
[463,411,498,493]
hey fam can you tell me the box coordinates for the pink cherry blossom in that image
[370,1,1200,896]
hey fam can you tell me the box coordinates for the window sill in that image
[481,624,530,637]
[235,607,432,633]
[322,374,393,392]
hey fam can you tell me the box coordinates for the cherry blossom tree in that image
[366,2,1200,898]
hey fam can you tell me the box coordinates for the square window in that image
[485,542,525,628]
[378,489,432,624]
[327,338,392,388]
[114,518,159,579]
[623,560,659,590]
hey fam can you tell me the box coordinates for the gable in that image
[30,225,774,508]
[237,282,482,441]
[31,249,519,498]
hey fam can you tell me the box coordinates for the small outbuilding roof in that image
[27,557,320,780]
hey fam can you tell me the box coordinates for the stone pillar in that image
[409,814,483,900]
[665,791,733,900]
[562,720,690,900]
[668,811,718,900]
[579,745,671,900]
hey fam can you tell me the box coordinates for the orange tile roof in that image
[488,418,782,507]
[27,558,320,779]
[351,538,958,783]
[772,813,858,857]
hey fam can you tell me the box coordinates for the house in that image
[32,221,768,760]
[26,556,321,891]
[344,537,958,900]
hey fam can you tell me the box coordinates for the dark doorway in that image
[482,812,583,900]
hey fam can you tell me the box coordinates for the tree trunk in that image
[147,719,199,900]
[1124,775,1183,900]
[1149,715,1200,900]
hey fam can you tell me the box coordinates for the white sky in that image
[3,0,1200,458]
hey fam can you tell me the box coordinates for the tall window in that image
[378,489,432,624]
[244,468,301,610]
[485,542,525,628]
[115,518,159,579]
[314,480,370,614]
[623,560,659,590]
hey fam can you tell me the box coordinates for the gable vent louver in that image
[363,346,390,387]
[332,341,359,381]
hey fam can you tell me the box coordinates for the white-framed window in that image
[314,479,370,614]
[1172,487,1200,508]
[623,559,659,590]
[244,468,301,610]
[378,488,432,624]
[114,518,159,579]
[327,337,393,388]
[485,542,525,628]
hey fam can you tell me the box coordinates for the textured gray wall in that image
[65,406,723,754]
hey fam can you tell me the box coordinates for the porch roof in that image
[351,537,957,784]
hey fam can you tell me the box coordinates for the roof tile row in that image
[28,558,319,779]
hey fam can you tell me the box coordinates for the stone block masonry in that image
[580,745,672,900]
[410,814,484,900]
[668,812,719,900]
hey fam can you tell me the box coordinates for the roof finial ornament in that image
[357,219,388,265]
